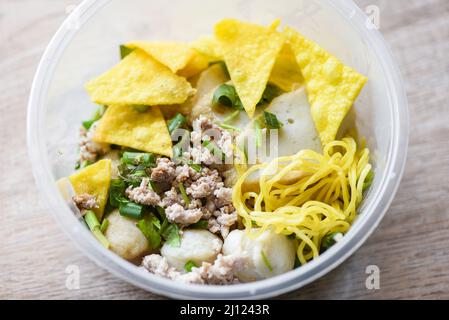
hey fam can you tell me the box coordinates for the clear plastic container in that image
[27,0,409,299]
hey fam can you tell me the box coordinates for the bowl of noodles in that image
[28,0,408,299]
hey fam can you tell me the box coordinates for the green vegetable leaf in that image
[263,111,284,129]
[118,163,150,187]
[121,152,155,167]
[167,113,187,135]
[109,179,127,208]
[212,84,243,110]
[184,260,198,272]
[321,232,344,252]
[191,220,208,229]
[136,218,161,250]
[258,84,281,106]
[162,223,181,247]
[120,45,134,59]
[82,106,106,130]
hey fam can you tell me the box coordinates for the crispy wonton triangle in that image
[284,27,367,145]
[93,105,173,158]
[69,159,112,220]
[215,19,284,118]
[85,49,195,106]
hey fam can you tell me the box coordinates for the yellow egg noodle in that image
[232,137,372,264]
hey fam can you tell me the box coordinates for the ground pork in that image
[165,203,203,225]
[72,193,98,212]
[142,254,181,280]
[186,116,234,166]
[213,187,233,207]
[125,178,161,206]
[207,205,237,238]
[175,164,201,183]
[78,122,110,163]
[186,169,223,199]
[150,158,176,190]
[191,254,245,285]
[142,254,245,285]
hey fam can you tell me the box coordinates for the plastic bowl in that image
[27,0,409,299]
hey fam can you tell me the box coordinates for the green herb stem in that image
[178,182,190,206]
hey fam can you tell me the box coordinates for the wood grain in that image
[1,0,448,299]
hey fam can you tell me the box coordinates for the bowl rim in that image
[27,0,409,299]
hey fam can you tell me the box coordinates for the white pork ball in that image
[104,209,150,261]
[161,229,223,271]
[223,228,296,282]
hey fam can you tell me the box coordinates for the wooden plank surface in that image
[1,0,448,299]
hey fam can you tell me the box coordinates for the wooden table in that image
[1,0,449,300]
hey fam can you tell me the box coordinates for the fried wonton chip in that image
[93,105,172,157]
[269,43,304,92]
[177,51,210,78]
[69,159,112,220]
[191,35,223,61]
[215,19,285,118]
[85,49,194,106]
[126,42,195,73]
[284,27,367,145]
[126,42,209,78]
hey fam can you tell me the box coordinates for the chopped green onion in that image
[258,84,281,106]
[223,109,240,123]
[120,45,134,59]
[133,105,149,113]
[261,250,273,272]
[173,131,191,159]
[92,228,110,248]
[162,223,181,247]
[202,140,225,161]
[82,106,106,130]
[109,179,126,208]
[84,210,100,231]
[363,170,374,191]
[76,160,93,170]
[167,113,187,135]
[263,111,284,129]
[82,119,97,130]
[191,220,208,229]
[178,182,190,206]
[321,232,344,252]
[149,180,159,193]
[187,161,202,173]
[119,201,144,219]
[218,122,242,132]
[85,211,109,248]
[100,219,109,233]
[212,84,243,110]
[121,152,155,167]
[184,260,199,272]
[136,218,162,250]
